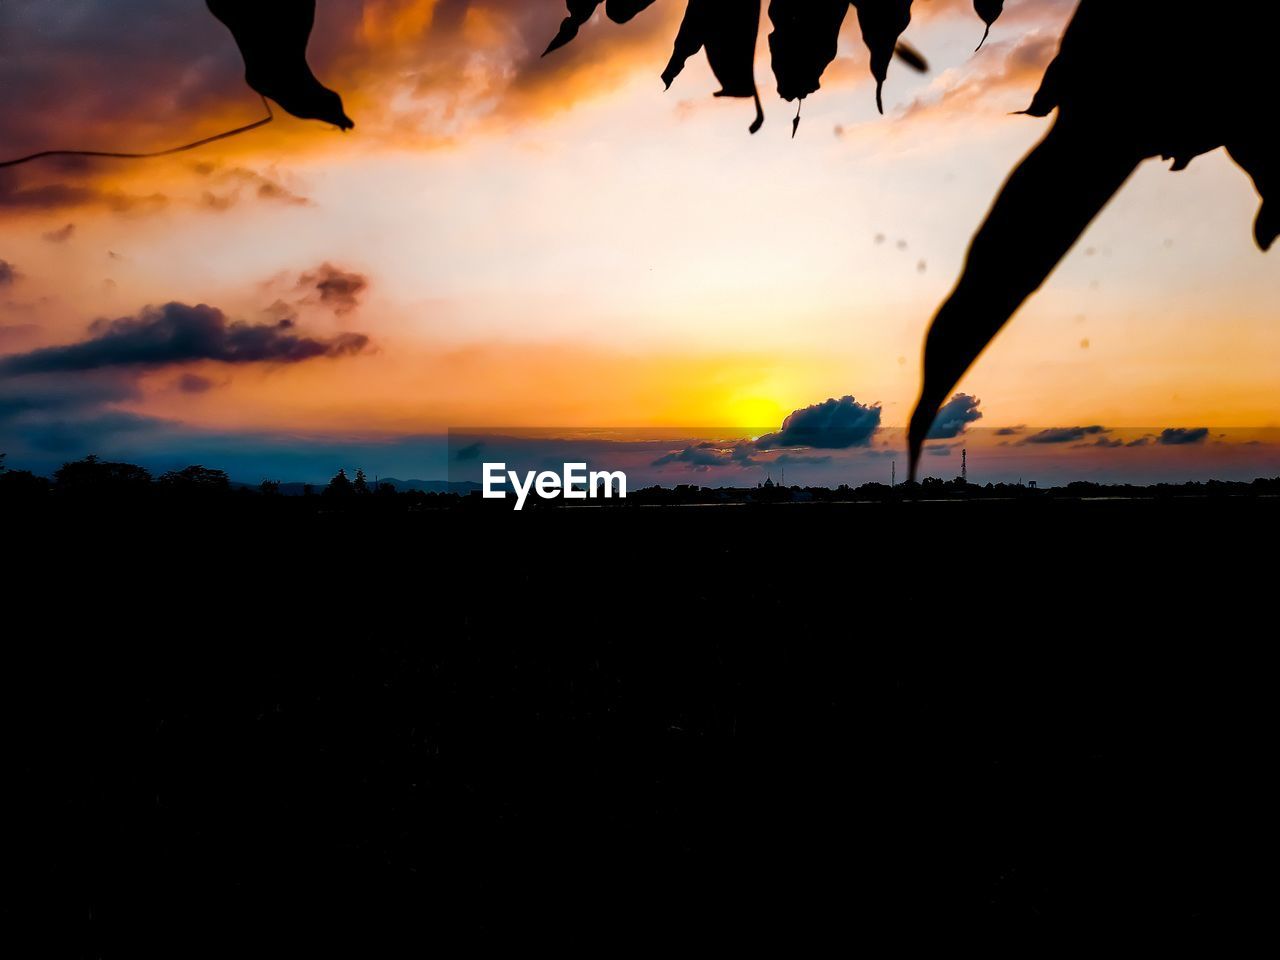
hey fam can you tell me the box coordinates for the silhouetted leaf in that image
[606,0,658,23]
[542,0,952,133]
[974,0,1005,50]
[852,0,913,115]
[907,3,1280,478]
[767,0,850,104]
[544,1,657,57]
[544,1,605,56]
[1229,138,1278,251]
[206,0,352,129]
[663,1,763,133]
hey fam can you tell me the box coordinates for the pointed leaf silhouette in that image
[662,1,764,133]
[907,1,1280,478]
[544,1,603,56]
[974,0,1004,50]
[544,1,657,58]
[852,0,914,115]
[206,0,352,129]
[606,0,659,23]
[767,0,850,104]
[543,0,943,131]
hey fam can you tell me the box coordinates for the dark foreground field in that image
[4,497,1273,947]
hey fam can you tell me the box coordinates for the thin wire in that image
[0,97,274,170]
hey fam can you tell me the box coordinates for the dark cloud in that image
[262,299,300,325]
[11,410,161,455]
[175,373,215,394]
[42,223,75,244]
[0,369,140,422]
[0,0,244,150]
[0,364,164,461]
[0,302,369,376]
[927,392,983,439]
[651,440,760,470]
[653,442,757,469]
[0,173,93,211]
[995,425,1025,436]
[0,0,284,216]
[454,441,484,462]
[0,260,17,286]
[0,169,168,213]
[1158,427,1210,446]
[651,446,703,467]
[0,296,355,463]
[756,396,881,450]
[1020,425,1110,445]
[298,263,368,315]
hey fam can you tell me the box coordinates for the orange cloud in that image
[899,30,1060,121]
[0,2,1089,217]
[0,1,689,212]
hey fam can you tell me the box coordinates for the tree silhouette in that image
[54,456,153,496]
[354,468,370,496]
[325,468,354,498]
[0,468,49,500]
[158,465,232,494]
[0,453,50,501]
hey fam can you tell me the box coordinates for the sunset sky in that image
[3,0,1278,484]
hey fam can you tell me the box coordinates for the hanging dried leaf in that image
[907,2,1280,478]
[662,1,764,133]
[974,0,1005,50]
[542,0,939,133]
[544,1,659,57]
[544,1,604,57]
[767,0,850,104]
[606,0,659,22]
[852,0,914,115]
[206,0,352,129]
